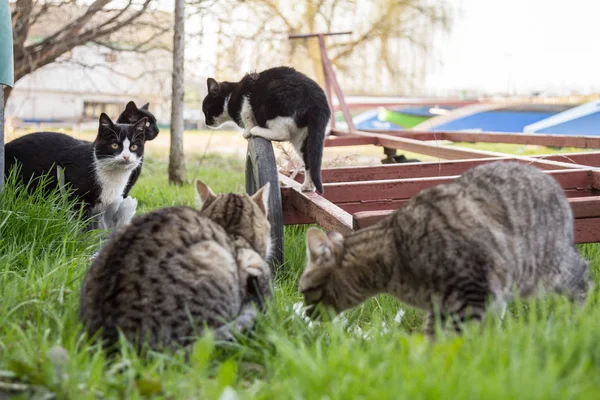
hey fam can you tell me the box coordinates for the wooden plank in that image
[352,213,600,244]
[289,31,353,39]
[324,135,377,147]
[569,197,600,218]
[592,170,600,190]
[352,199,600,245]
[320,35,355,132]
[434,131,600,149]
[353,210,390,230]
[575,218,600,244]
[314,157,510,183]
[333,129,595,170]
[343,130,438,140]
[531,152,600,167]
[322,169,594,203]
[283,192,595,226]
[279,174,354,234]
[330,129,438,141]
[352,197,600,223]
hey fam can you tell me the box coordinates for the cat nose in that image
[123,155,130,161]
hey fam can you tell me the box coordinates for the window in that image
[82,102,124,119]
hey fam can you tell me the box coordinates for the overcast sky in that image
[424,0,600,95]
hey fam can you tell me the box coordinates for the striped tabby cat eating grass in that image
[80,181,273,352]
[299,162,590,335]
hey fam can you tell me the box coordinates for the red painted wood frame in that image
[279,129,600,244]
[284,32,600,243]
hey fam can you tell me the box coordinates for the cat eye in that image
[145,122,150,127]
[130,145,138,151]
[111,143,119,150]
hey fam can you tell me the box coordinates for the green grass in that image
[1,151,600,399]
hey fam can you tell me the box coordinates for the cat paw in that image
[301,181,316,192]
[88,251,100,262]
[242,129,252,139]
[115,196,137,226]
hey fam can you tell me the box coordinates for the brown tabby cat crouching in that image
[299,161,590,335]
[80,181,273,351]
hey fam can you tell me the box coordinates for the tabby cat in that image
[79,181,273,351]
[202,66,331,193]
[299,161,590,335]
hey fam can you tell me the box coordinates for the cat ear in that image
[207,78,219,95]
[125,101,138,113]
[99,113,114,129]
[250,182,270,215]
[196,180,216,205]
[133,117,147,140]
[306,227,332,262]
[327,231,344,247]
[141,102,149,111]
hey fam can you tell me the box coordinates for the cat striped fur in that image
[300,161,591,336]
[80,181,272,351]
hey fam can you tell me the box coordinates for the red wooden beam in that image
[351,197,600,244]
[310,155,600,184]
[282,191,597,226]
[341,129,591,170]
[531,152,600,167]
[436,131,600,149]
[324,135,377,147]
[330,129,438,141]
[353,196,600,228]
[289,31,353,39]
[575,218,600,244]
[321,169,594,204]
[315,157,510,183]
[279,174,353,234]
[331,129,600,149]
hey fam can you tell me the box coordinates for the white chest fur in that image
[92,149,136,212]
[240,96,256,129]
[95,166,131,206]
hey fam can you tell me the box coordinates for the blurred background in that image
[5,0,599,127]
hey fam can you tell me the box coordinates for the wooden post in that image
[318,34,335,130]
[289,31,356,132]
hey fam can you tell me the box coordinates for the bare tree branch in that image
[11,0,162,85]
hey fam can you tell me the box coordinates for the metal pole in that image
[289,31,356,131]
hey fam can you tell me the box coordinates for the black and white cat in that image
[4,113,147,229]
[116,101,160,196]
[202,66,331,193]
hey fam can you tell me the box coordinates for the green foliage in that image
[1,154,599,399]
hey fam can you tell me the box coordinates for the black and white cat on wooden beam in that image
[202,66,331,194]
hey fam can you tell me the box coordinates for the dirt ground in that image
[5,127,433,170]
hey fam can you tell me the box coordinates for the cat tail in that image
[304,109,329,194]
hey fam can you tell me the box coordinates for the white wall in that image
[6,44,172,123]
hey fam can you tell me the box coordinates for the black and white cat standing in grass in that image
[202,66,331,193]
[4,113,148,229]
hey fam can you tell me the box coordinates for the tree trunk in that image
[168,0,186,185]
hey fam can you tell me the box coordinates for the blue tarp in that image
[354,109,404,131]
[533,112,600,136]
[429,110,559,133]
